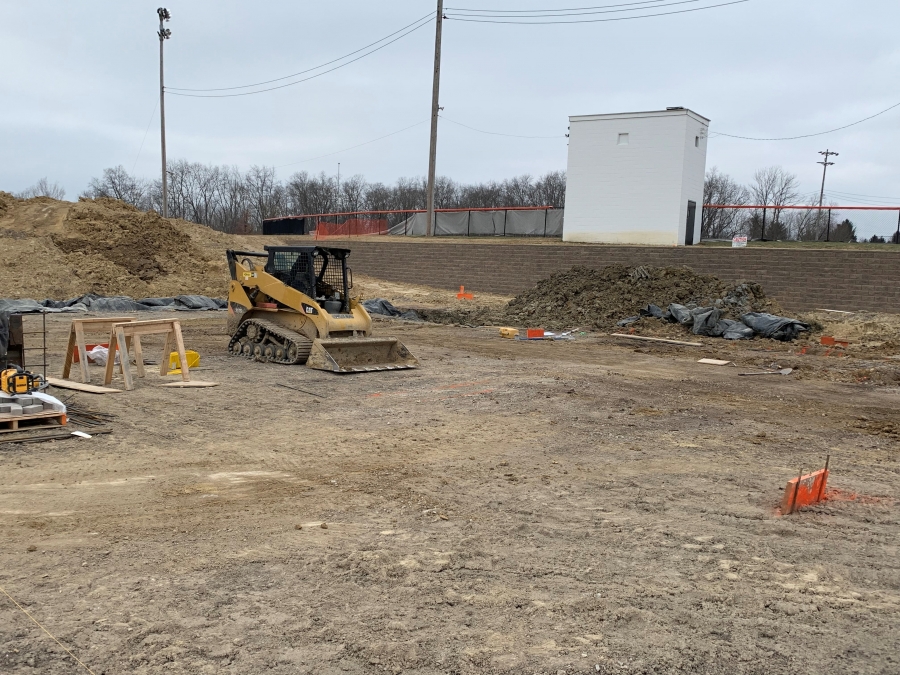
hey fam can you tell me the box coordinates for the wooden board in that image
[698,358,733,366]
[159,380,219,388]
[46,377,122,394]
[611,333,702,347]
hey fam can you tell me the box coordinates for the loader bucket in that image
[306,337,419,373]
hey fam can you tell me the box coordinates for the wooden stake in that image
[789,467,803,515]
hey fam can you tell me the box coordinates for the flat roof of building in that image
[570,108,710,124]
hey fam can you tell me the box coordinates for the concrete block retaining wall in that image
[306,239,899,313]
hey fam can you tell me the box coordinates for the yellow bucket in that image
[167,350,200,375]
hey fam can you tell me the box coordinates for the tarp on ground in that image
[0,295,226,314]
[361,298,421,321]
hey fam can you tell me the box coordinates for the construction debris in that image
[739,368,794,376]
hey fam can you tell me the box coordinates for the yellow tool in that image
[226,246,417,373]
[1,366,47,395]
[499,327,520,339]
[167,350,200,375]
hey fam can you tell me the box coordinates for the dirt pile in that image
[419,265,781,329]
[0,191,13,218]
[0,195,274,300]
[504,265,780,329]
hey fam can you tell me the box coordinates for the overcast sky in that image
[2,0,898,236]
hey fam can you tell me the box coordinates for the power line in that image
[826,188,900,202]
[440,115,565,138]
[276,120,429,168]
[826,192,900,206]
[167,17,434,98]
[445,0,747,24]
[131,98,159,173]
[168,13,433,92]
[712,100,900,141]
[448,0,708,19]
[446,0,669,13]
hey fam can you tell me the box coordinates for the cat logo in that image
[242,271,258,280]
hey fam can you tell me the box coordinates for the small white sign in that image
[732,236,748,248]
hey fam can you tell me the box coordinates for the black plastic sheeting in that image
[740,312,810,341]
[625,303,809,341]
[0,312,8,358]
[361,298,421,322]
[0,294,226,315]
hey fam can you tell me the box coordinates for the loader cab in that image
[263,246,352,314]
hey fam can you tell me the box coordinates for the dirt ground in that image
[1,311,899,675]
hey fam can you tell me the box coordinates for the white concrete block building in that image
[562,108,710,246]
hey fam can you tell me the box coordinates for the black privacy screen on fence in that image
[262,217,308,235]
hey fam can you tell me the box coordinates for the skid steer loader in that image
[225,246,417,373]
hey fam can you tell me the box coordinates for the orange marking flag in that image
[781,468,829,514]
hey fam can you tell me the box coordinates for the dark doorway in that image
[685,200,697,245]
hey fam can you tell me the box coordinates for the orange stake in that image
[456,285,474,300]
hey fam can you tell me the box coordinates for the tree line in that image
[702,166,875,243]
[78,162,566,234]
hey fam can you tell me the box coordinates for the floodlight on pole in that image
[158,8,171,218]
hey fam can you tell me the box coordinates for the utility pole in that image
[817,149,838,242]
[337,162,341,210]
[425,0,444,237]
[158,8,171,218]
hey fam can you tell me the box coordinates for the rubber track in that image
[227,318,313,365]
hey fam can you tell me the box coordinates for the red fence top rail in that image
[704,204,900,211]
[274,205,558,220]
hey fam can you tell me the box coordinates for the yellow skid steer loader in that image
[226,246,417,373]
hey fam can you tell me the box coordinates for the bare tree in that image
[459,180,502,208]
[702,167,749,239]
[534,171,566,208]
[433,176,459,209]
[82,166,148,208]
[749,166,799,240]
[286,171,338,217]
[245,166,284,229]
[16,177,67,200]
[339,175,367,213]
[393,177,427,212]
[363,182,395,212]
[84,162,568,233]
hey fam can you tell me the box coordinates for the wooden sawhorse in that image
[62,317,137,383]
[103,319,190,391]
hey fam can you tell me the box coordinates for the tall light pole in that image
[817,149,838,242]
[158,8,171,218]
[425,0,444,237]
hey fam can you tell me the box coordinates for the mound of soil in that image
[504,265,781,329]
[418,265,782,330]
[0,195,271,300]
[0,191,14,218]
